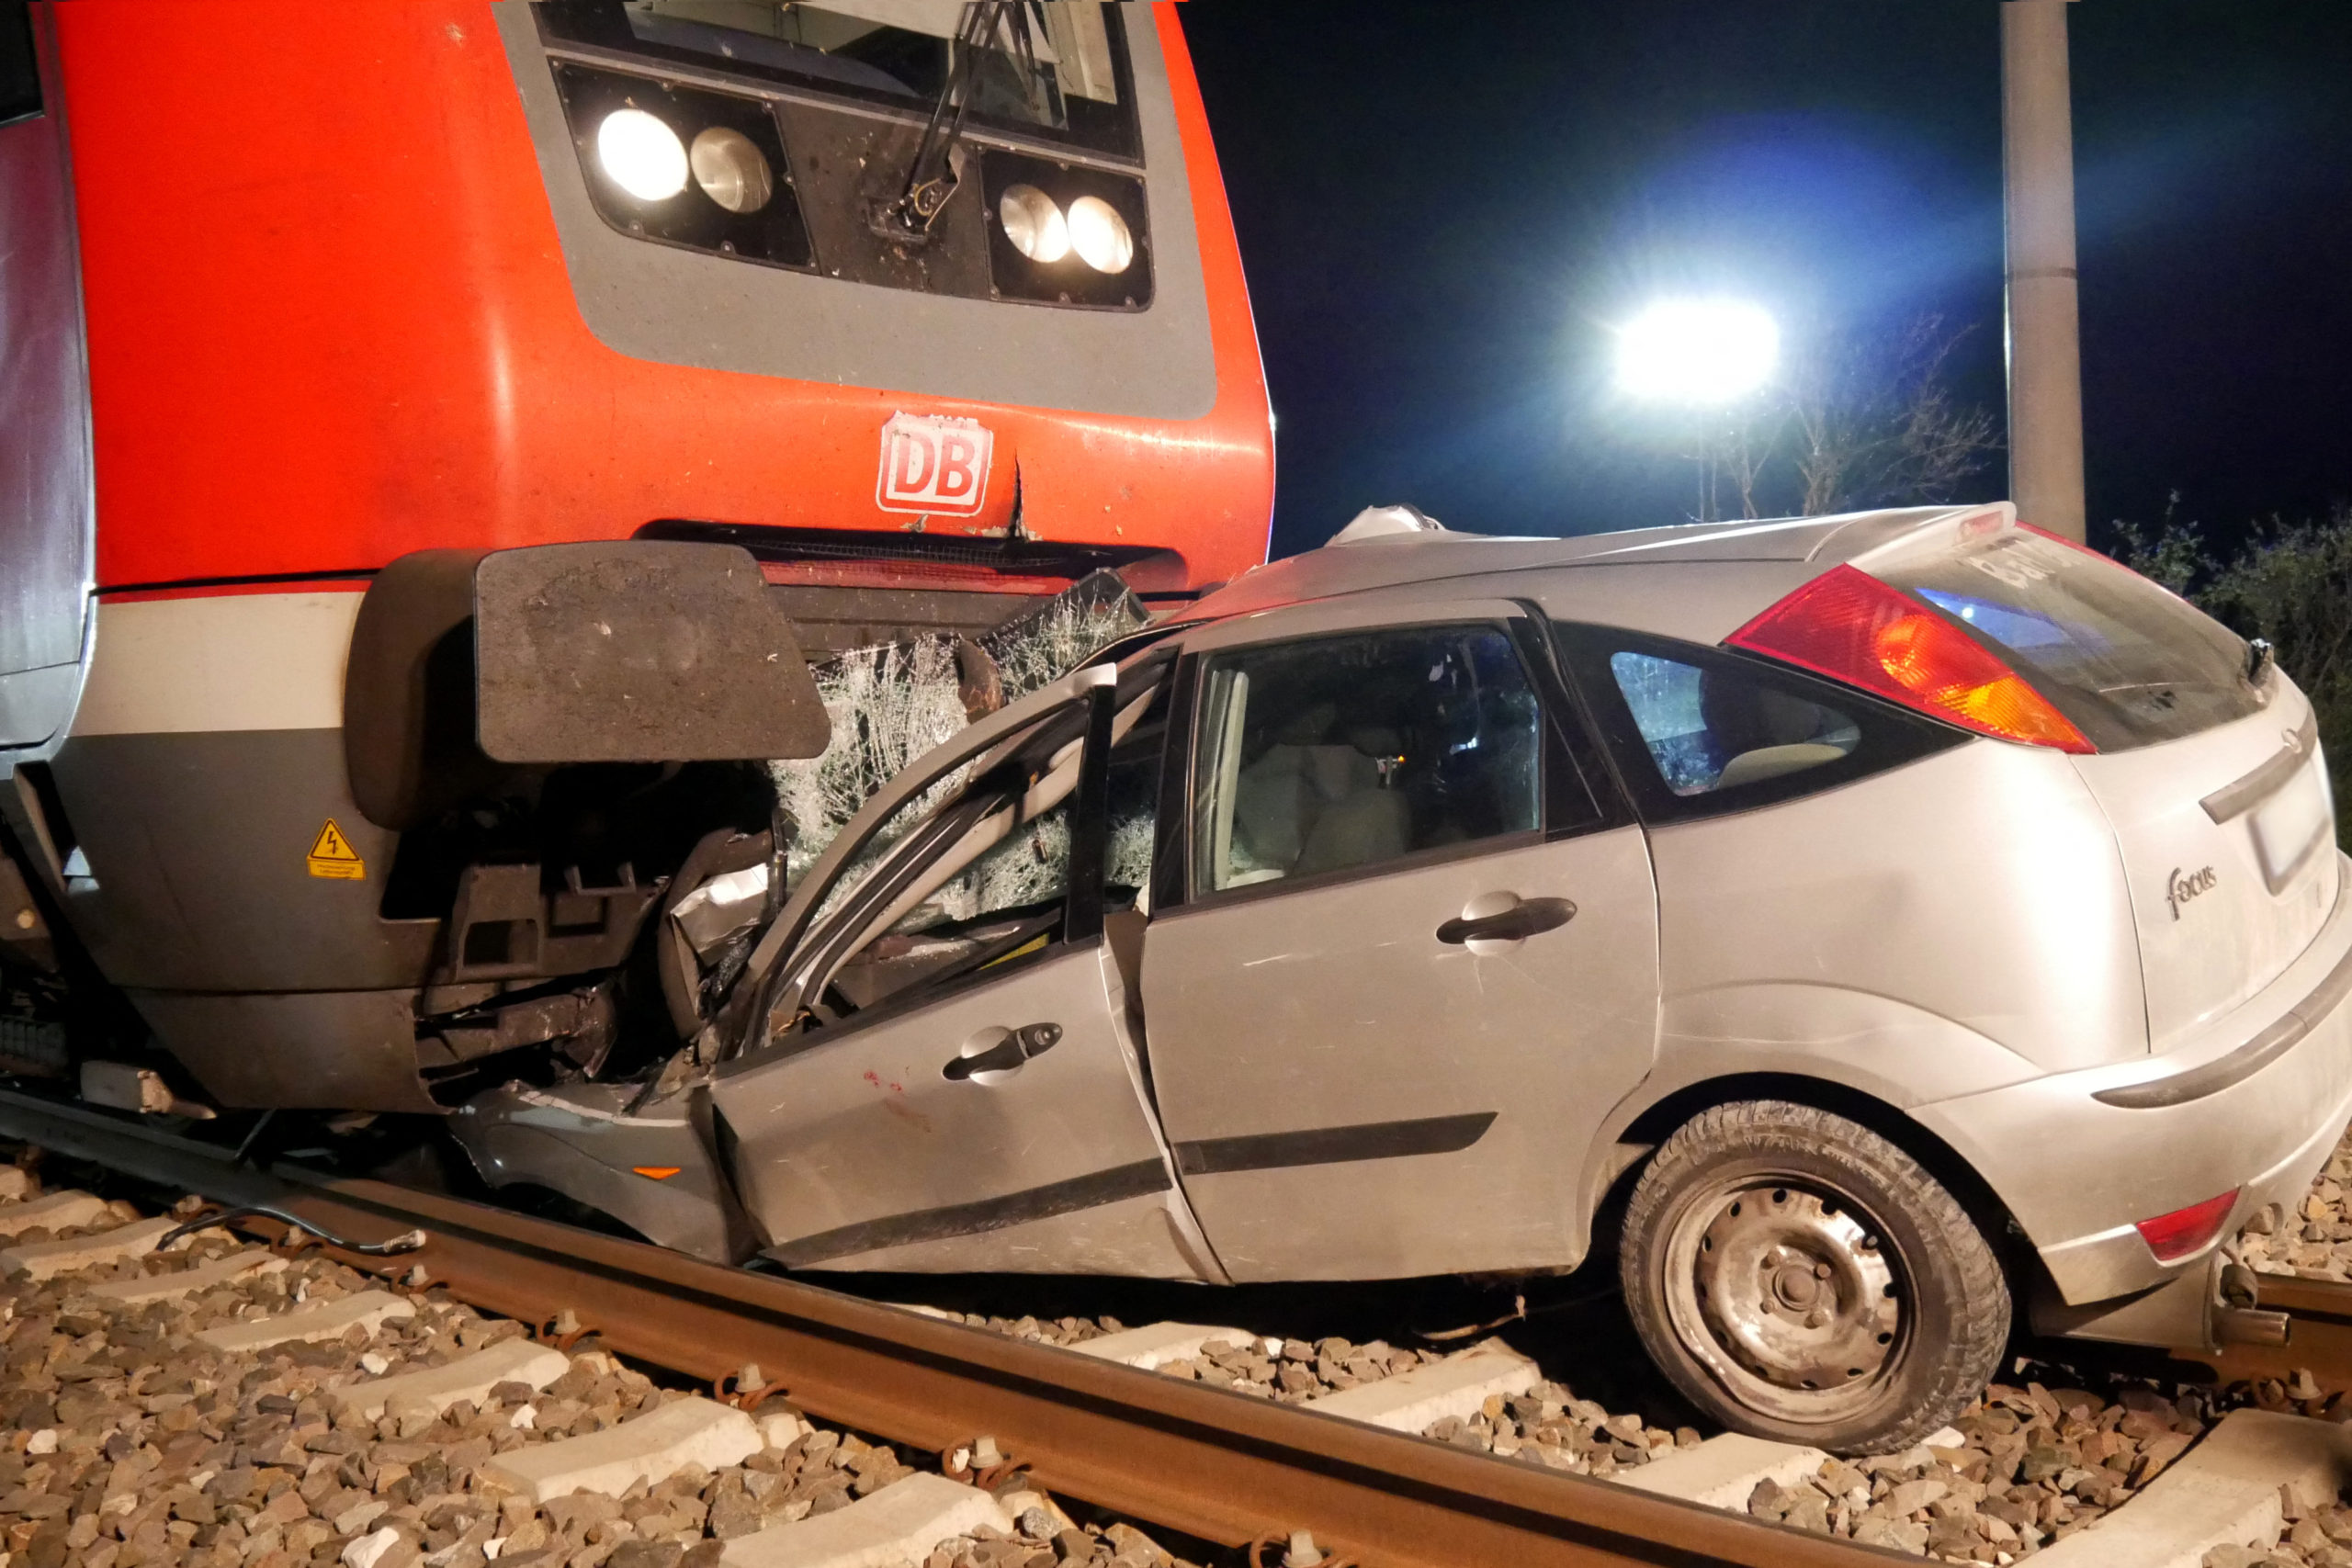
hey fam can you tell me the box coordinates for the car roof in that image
[1187,502,1999,626]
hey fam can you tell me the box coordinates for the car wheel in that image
[1619,1099,2009,1454]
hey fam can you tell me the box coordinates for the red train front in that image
[0,1,1272,1112]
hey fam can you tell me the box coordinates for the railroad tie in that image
[1615,1431,1835,1510]
[0,1213,179,1280]
[1069,1321,1258,1371]
[330,1335,574,1424]
[1296,1338,1542,1433]
[85,1246,288,1305]
[193,1288,417,1353]
[2030,1408,2352,1568]
[0,1187,110,1236]
[715,1472,1014,1568]
[480,1394,763,1503]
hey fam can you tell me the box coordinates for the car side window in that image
[799,667,1174,1021]
[1101,686,1167,911]
[1190,626,1541,894]
[1608,649,1860,796]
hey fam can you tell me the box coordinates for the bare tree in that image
[1653,316,1996,523]
[1671,396,1789,523]
[1785,316,2003,516]
[1713,399,1789,522]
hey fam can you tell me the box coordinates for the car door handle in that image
[1436,897,1577,946]
[943,1021,1065,1081]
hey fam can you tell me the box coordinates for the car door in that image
[1140,600,1663,1281]
[711,658,1220,1279]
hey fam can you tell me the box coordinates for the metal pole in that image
[2001,0,2087,541]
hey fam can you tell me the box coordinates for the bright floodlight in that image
[1616,299,1780,404]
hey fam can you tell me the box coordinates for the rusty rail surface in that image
[0,1089,1908,1568]
[2198,1272,2352,1391]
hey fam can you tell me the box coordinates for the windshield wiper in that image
[874,0,1039,243]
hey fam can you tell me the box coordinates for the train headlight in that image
[1068,196,1134,275]
[689,127,774,215]
[998,185,1070,264]
[597,108,688,202]
[979,149,1151,310]
[556,64,814,269]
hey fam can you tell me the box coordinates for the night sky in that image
[1178,4,2352,561]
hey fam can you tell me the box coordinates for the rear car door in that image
[1140,600,1663,1281]
[711,660,1216,1278]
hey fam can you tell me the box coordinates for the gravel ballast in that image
[0,1179,1202,1568]
[943,1308,2352,1562]
[922,1310,1448,1405]
[20,1111,2352,1568]
[2241,1123,2352,1284]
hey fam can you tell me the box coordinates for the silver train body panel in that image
[0,5,92,761]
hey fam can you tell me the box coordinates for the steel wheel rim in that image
[1660,1174,1910,1426]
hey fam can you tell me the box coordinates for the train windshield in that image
[539,1,1137,159]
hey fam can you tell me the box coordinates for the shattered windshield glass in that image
[887,675,1161,934]
[542,2,1136,157]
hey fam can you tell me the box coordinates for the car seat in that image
[1295,725,1409,875]
[1702,671,1853,792]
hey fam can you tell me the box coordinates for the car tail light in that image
[1725,564,2096,753]
[2133,1189,2238,1263]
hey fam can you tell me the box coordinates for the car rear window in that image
[1609,651,1860,796]
[1552,622,1966,825]
[1871,528,2266,750]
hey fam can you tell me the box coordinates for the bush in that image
[2112,502,2352,846]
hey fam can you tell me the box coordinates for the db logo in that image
[876,412,994,517]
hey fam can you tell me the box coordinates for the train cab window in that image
[537,1,1138,160]
[3,0,40,125]
[537,2,1152,302]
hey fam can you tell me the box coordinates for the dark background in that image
[1178,4,2352,559]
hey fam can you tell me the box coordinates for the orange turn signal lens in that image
[632,1166,682,1180]
[1726,564,2095,753]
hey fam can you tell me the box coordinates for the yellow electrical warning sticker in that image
[306,818,366,880]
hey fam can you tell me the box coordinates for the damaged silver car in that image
[457,502,2352,1453]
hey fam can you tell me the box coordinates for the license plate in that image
[2252,757,2332,893]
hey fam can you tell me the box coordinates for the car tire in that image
[1619,1099,2009,1455]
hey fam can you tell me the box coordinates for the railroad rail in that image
[0,1088,1914,1568]
[2200,1270,2352,1393]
